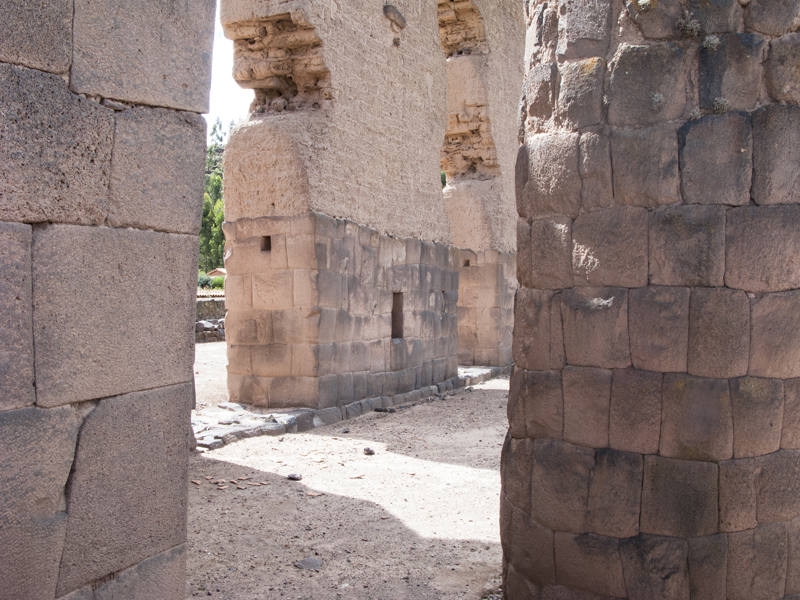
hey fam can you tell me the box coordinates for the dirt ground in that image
[188,343,510,600]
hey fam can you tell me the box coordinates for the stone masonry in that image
[504,1,800,598]
[0,0,213,598]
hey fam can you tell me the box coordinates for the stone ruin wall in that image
[0,0,214,598]
[503,0,800,598]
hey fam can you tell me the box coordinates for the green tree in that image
[199,119,229,273]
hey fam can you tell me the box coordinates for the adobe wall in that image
[504,0,800,598]
[0,1,214,598]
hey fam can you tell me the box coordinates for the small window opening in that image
[463,259,470,267]
[391,293,404,339]
[261,236,272,252]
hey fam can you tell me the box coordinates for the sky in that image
[204,3,253,142]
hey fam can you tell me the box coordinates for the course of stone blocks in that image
[504,0,800,598]
[0,0,213,597]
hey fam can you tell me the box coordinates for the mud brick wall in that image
[0,1,214,598]
[224,213,459,409]
[504,0,800,598]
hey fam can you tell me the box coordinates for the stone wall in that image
[504,1,800,598]
[224,212,459,409]
[0,1,214,598]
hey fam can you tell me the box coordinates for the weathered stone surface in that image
[587,448,643,539]
[556,0,613,59]
[556,58,605,130]
[660,373,733,461]
[505,564,542,599]
[501,435,534,515]
[755,449,800,523]
[513,289,565,372]
[532,438,593,534]
[611,125,681,207]
[609,368,663,455]
[744,0,800,36]
[92,544,186,600]
[730,377,783,458]
[750,290,800,379]
[690,0,742,33]
[620,534,690,600]
[524,62,557,123]
[784,379,800,449]
[539,585,613,600]
[108,107,206,235]
[752,105,800,206]
[608,44,686,127]
[522,218,573,290]
[56,384,192,596]
[0,64,114,225]
[700,34,765,110]
[562,367,612,448]
[629,286,690,373]
[625,0,684,39]
[641,455,719,538]
[727,523,788,600]
[788,518,800,594]
[504,496,558,586]
[678,112,752,206]
[561,287,630,369]
[516,369,564,440]
[0,223,34,412]
[688,534,728,600]
[719,458,757,532]
[554,532,626,598]
[0,0,73,74]
[72,0,215,112]
[579,129,613,212]
[572,206,648,288]
[33,226,196,406]
[518,133,581,220]
[687,287,750,379]
[766,33,800,105]
[0,405,81,600]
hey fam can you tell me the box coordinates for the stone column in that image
[504,0,800,598]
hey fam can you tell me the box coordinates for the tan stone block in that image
[629,286,690,373]
[562,366,612,448]
[579,128,614,213]
[0,405,81,600]
[252,270,293,311]
[660,373,733,462]
[225,274,252,309]
[235,217,293,239]
[556,58,605,130]
[609,369,662,455]
[688,287,750,379]
[611,124,681,208]
[225,309,272,346]
[0,64,114,225]
[561,287,630,369]
[572,206,648,288]
[727,523,788,600]
[523,215,572,291]
[227,374,269,406]
[56,384,192,595]
[641,455,719,538]
[620,534,690,600]
[688,534,728,600]
[272,307,321,344]
[719,458,757,532]
[286,234,318,270]
[518,133,581,220]
[730,376,783,458]
[532,438,592,534]
[108,107,205,235]
[317,270,344,309]
[292,344,318,377]
[269,377,319,409]
[0,222,34,412]
[783,379,800,449]
[755,449,800,523]
[292,269,319,307]
[750,290,800,379]
[93,544,186,600]
[0,0,72,74]
[33,226,196,406]
[517,369,564,440]
[501,436,534,515]
[226,345,252,376]
[224,237,286,274]
[554,532,626,598]
[513,289,565,372]
[72,0,214,112]
[788,518,800,595]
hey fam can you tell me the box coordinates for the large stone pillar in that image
[504,0,800,598]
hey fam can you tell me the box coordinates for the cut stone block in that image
[609,368,663,455]
[689,0,742,33]
[752,105,800,206]
[561,287,630,369]
[507,369,527,439]
[556,58,605,130]
[730,376,783,458]
[524,62,557,122]
[587,448,643,539]
[625,0,684,39]
[608,43,686,127]
[224,310,272,346]
[726,205,800,292]
[554,532,626,598]
[532,438,593,534]
[0,0,72,74]
[108,107,206,235]
[688,287,750,379]
[620,534,690,600]
[0,222,34,412]
[755,449,800,523]
[562,366,612,448]
[0,64,114,225]
[579,128,613,212]
[33,225,197,406]
[504,497,558,586]
[641,455,719,538]
[72,0,215,112]
[505,563,544,599]
[56,384,192,596]
[517,133,581,220]
[678,113,752,206]
[501,436,534,515]
[727,523,788,600]
[629,286,690,373]
[661,373,733,462]
[766,33,800,105]
[744,0,800,36]
[719,458,757,532]
[688,534,728,600]
[93,544,186,600]
[788,518,800,595]
[0,405,81,600]
[523,218,573,290]
[518,369,564,440]
[784,379,800,449]
[611,124,681,208]
[750,290,800,379]
[700,33,765,110]
[572,206,648,288]
[513,289,565,372]
[556,0,613,59]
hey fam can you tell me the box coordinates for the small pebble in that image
[287,473,303,481]
[342,428,350,434]
[364,447,375,455]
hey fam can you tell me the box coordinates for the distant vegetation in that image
[199,118,231,273]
